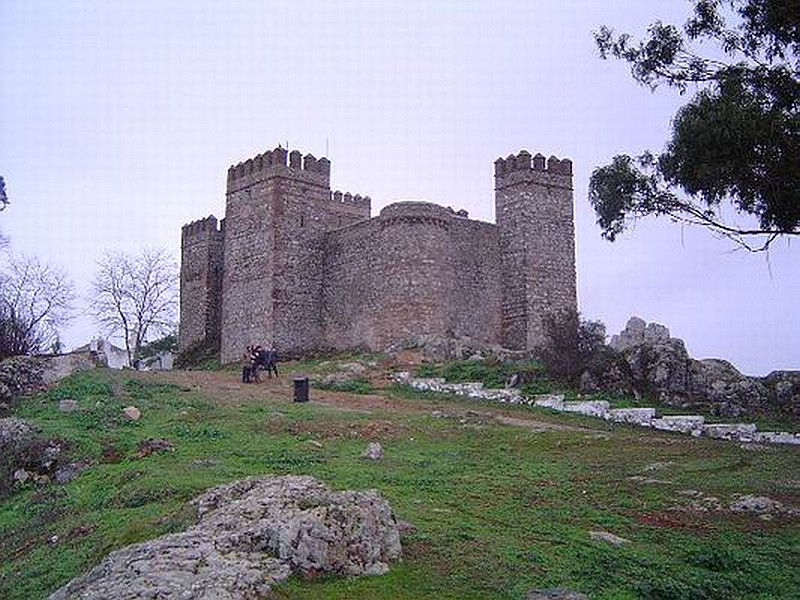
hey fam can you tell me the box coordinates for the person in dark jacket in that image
[241,346,253,383]
[259,346,279,378]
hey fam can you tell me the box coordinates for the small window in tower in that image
[300,214,305,227]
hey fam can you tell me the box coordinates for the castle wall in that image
[322,203,502,350]
[449,218,502,343]
[219,147,371,362]
[495,151,577,349]
[372,203,455,347]
[179,216,223,352]
[181,145,577,362]
[321,219,382,350]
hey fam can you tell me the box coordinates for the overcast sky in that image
[1,0,797,375]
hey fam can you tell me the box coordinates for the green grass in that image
[313,378,375,395]
[1,368,798,599]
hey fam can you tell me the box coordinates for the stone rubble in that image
[392,373,799,446]
[362,442,384,460]
[49,475,402,600]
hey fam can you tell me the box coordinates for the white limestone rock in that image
[49,475,402,600]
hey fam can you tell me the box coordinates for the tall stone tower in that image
[494,150,577,350]
[219,146,369,363]
[179,216,223,352]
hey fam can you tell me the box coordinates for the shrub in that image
[538,308,607,384]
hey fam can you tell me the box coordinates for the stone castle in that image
[179,145,577,363]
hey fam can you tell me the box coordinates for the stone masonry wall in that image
[495,151,577,350]
[220,147,370,362]
[449,217,502,343]
[181,145,577,362]
[179,216,223,352]
[322,219,382,350]
[322,203,502,350]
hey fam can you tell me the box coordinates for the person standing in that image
[241,346,252,383]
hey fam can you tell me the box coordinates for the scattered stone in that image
[58,399,78,412]
[628,476,672,485]
[362,442,384,460]
[190,458,218,469]
[527,590,588,600]
[605,407,655,426]
[703,423,757,441]
[135,438,175,459]
[651,415,705,436]
[122,406,141,421]
[561,401,609,418]
[48,475,402,599]
[337,362,367,374]
[643,461,673,472]
[588,530,630,546]
[431,410,447,418]
[755,431,800,445]
[534,394,565,410]
[12,468,31,484]
[54,461,90,485]
[728,494,798,515]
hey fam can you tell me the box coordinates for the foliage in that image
[138,333,178,360]
[0,254,75,360]
[1,368,798,599]
[89,248,178,366]
[537,308,607,384]
[174,337,220,370]
[415,358,547,389]
[590,0,800,251]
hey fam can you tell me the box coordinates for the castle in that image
[180,145,577,363]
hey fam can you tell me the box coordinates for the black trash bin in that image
[293,376,309,403]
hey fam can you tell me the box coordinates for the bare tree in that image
[89,248,178,366]
[0,254,75,359]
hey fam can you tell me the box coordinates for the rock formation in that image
[585,317,800,417]
[49,475,402,599]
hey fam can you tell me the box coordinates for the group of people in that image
[242,344,279,383]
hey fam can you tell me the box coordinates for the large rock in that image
[49,475,402,599]
[598,317,799,418]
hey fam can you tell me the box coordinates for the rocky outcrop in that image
[0,352,105,416]
[0,357,46,416]
[592,317,799,418]
[49,475,402,600]
[0,417,64,497]
[387,334,531,363]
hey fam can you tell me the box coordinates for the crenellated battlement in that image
[331,190,371,208]
[226,145,331,193]
[494,150,572,180]
[181,144,576,361]
[181,215,220,242]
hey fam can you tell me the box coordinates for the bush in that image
[538,308,607,384]
[175,338,219,370]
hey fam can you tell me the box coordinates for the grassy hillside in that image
[1,360,798,599]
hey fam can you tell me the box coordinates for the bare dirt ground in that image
[141,364,604,435]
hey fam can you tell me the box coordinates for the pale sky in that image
[1,0,797,376]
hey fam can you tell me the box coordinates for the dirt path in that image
[138,367,605,435]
